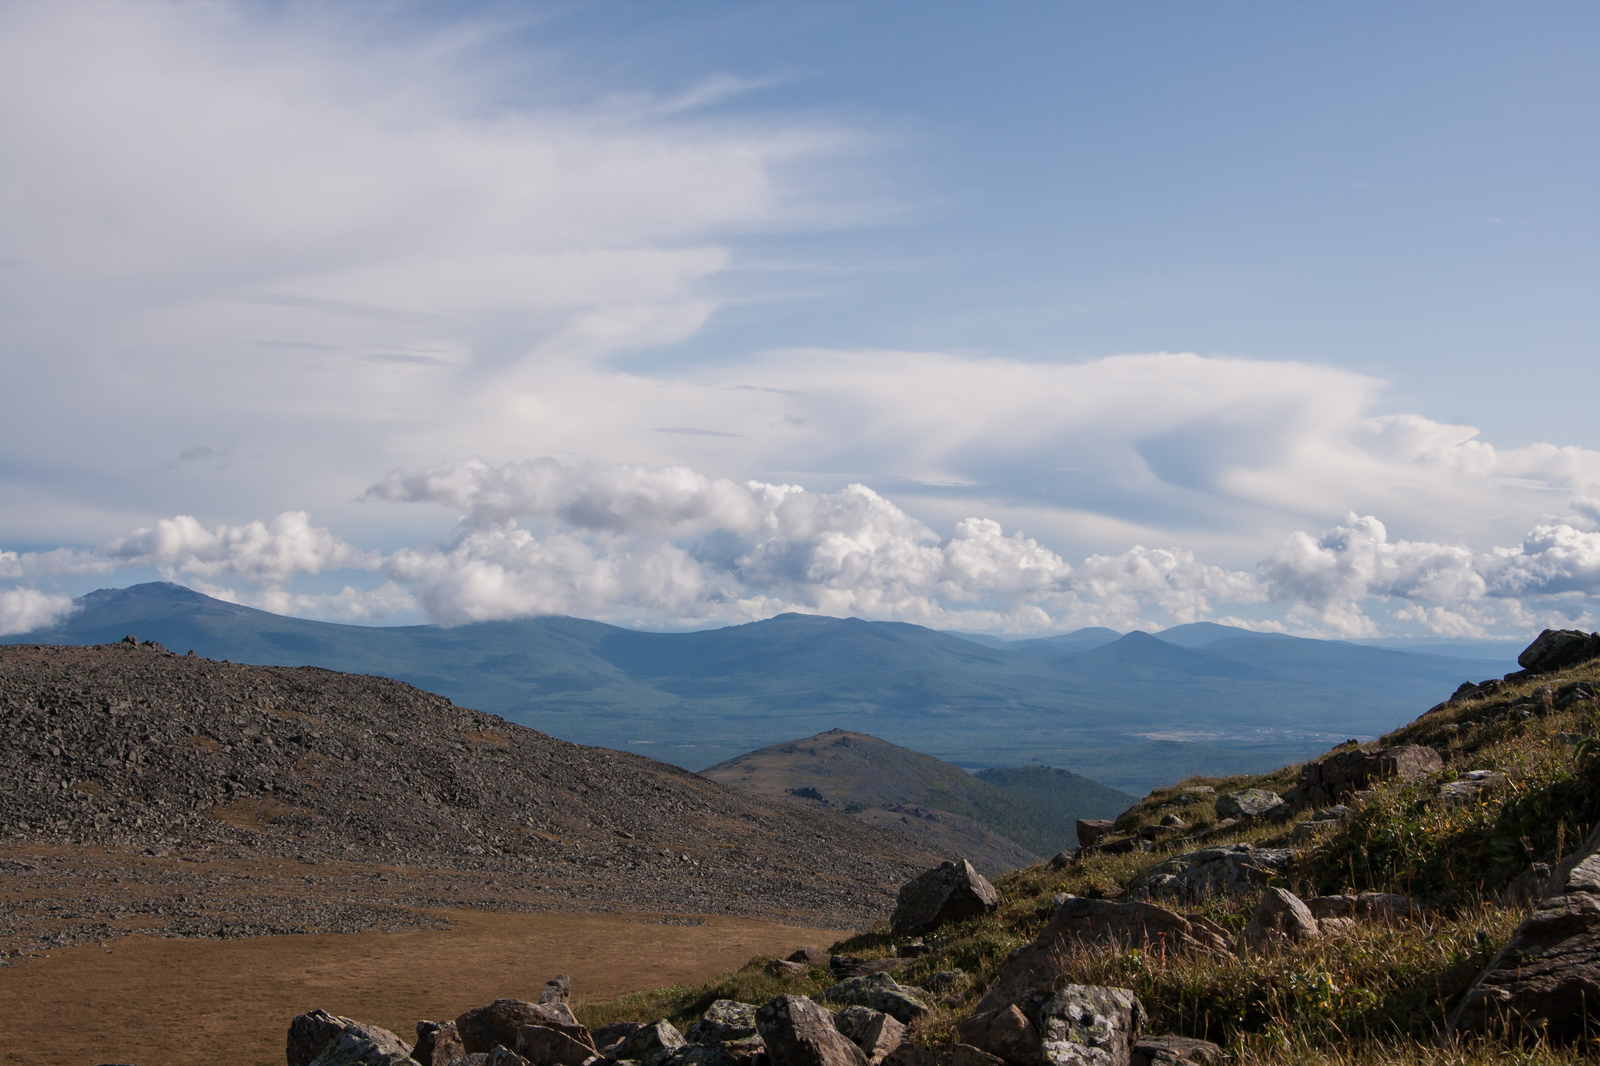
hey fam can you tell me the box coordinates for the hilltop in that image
[702,730,1133,871]
[7,583,1518,792]
[0,641,938,953]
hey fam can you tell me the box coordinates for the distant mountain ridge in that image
[5,582,1519,794]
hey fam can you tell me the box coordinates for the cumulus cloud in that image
[102,512,379,586]
[0,588,77,636]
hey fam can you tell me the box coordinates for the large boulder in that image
[414,1022,465,1066]
[1076,820,1116,848]
[1130,1036,1224,1066]
[1214,790,1285,821]
[1286,746,1443,809]
[755,995,869,1066]
[307,1029,418,1066]
[1242,887,1319,948]
[612,1021,687,1066]
[1036,985,1145,1066]
[1518,629,1600,674]
[1448,821,1600,1043]
[290,1011,412,1066]
[890,860,999,937]
[688,1001,761,1045]
[1304,892,1420,922]
[958,1004,1040,1066]
[515,1024,597,1066]
[1439,770,1509,809]
[590,1024,644,1055]
[822,973,931,1024]
[457,1003,578,1056]
[832,1006,905,1065]
[976,895,1228,1014]
[1125,844,1294,902]
[540,976,572,1007]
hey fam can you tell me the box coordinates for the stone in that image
[1243,887,1320,948]
[1048,851,1077,871]
[921,970,966,994]
[447,1057,489,1066]
[416,1023,466,1066]
[896,940,929,959]
[663,1047,747,1066]
[949,1047,1007,1066]
[1076,820,1116,848]
[1438,770,1509,808]
[788,947,832,968]
[458,1003,578,1056]
[832,1006,905,1064]
[1286,745,1444,809]
[485,1049,529,1066]
[1311,806,1350,821]
[590,1024,644,1054]
[767,959,809,977]
[1157,815,1186,829]
[889,860,999,937]
[1214,790,1285,820]
[1449,820,1600,1043]
[612,1022,687,1066]
[1288,820,1336,845]
[515,1025,597,1066]
[755,995,869,1066]
[958,1004,1040,1066]
[976,895,1228,1014]
[540,976,571,1006]
[822,973,931,1024]
[831,956,907,979]
[1036,985,1144,1066]
[308,1030,418,1066]
[1124,844,1295,902]
[291,1012,412,1066]
[1501,864,1552,908]
[1304,892,1421,922]
[688,1001,761,1045]
[1316,917,1358,938]
[1517,629,1600,674]
[1129,1035,1224,1066]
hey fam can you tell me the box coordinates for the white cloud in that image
[0,588,77,636]
[102,512,379,586]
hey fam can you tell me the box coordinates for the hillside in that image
[6,583,1519,793]
[971,764,1137,849]
[0,641,938,941]
[569,630,1600,1064]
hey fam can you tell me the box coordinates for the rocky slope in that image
[0,641,939,933]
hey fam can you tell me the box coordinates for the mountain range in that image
[5,582,1515,794]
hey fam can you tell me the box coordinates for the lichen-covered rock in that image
[415,1022,465,1066]
[832,1006,905,1065]
[1130,1035,1224,1066]
[1125,845,1294,902]
[1518,629,1600,674]
[1036,985,1144,1066]
[822,973,931,1024]
[457,1002,577,1056]
[613,1022,687,1066]
[515,1024,597,1066]
[1243,887,1319,948]
[755,995,869,1066]
[958,1004,1040,1066]
[767,959,809,977]
[1438,770,1509,808]
[1286,745,1443,809]
[1214,790,1285,820]
[308,1029,419,1066]
[976,895,1227,1013]
[484,1048,529,1066]
[1305,892,1421,922]
[889,860,998,937]
[688,1002,761,1045]
[1076,820,1116,848]
[291,1011,412,1066]
[540,976,571,1006]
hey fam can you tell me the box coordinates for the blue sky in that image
[2,1,1598,639]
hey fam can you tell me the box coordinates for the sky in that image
[2,0,1599,640]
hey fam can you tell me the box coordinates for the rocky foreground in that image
[0,641,939,950]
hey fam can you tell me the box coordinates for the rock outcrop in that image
[889,860,999,936]
[832,1006,905,1065]
[455,1001,576,1056]
[755,995,869,1066]
[1214,790,1285,820]
[290,1011,412,1066]
[414,1022,464,1066]
[822,973,931,1024]
[1243,888,1320,948]
[1125,844,1294,901]
[1449,822,1600,1043]
[1285,745,1443,809]
[1517,629,1600,674]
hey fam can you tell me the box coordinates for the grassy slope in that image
[577,659,1600,1065]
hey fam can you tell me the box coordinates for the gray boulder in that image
[977,895,1228,1014]
[788,947,832,968]
[308,1030,419,1066]
[822,973,931,1024]
[1449,821,1600,1043]
[889,859,999,937]
[755,995,869,1066]
[1286,745,1443,809]
[1243,887,1319,948]
[958,1004,1041,1066]
[1076,820,1116,848]
[1037,985,1145,1066]
[831,1006,905,1064]
[613,1022,687,1066]
[1125,844,1295,902]
[767,959,809,977]
[687,1001,761,1045]
[515,1024,597,1066]
[291,1012,413,1066]
[484,1049,529,1066]
[1130,1036,1224,1066]
[590,1024,644,1055]
[1518,629,1600,674]
[830,956,907,979]
[1438,770,1509,809]
[540,976,572,1006]
[1305,892,1420,922]
[415,1022,466,1066]
[1214,789,1285,820]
